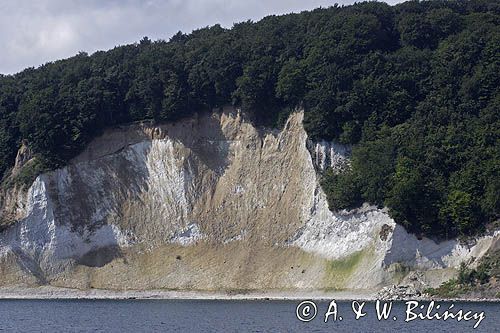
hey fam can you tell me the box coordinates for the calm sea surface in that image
[0,299,497,332]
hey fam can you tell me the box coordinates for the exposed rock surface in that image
[0,107,497,292]
[376,284,424,301]
[309,140,351,172]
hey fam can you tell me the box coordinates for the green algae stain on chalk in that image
[322,250,366,290]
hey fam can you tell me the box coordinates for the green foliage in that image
[352,129,396,206]
[427,252,500,298]
[425,279,468,298]
[0,0,498,239]
[479,250,500,280]
[440,190,482,236]
[4,157,51,189]
[276,58,306,107]
[321,168,362,211]
[385,156,428,233]
[458,262,477,285]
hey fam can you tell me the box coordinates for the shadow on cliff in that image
[12,247,48,284]
[76,245,123,268]
[19,109,235,272]
[164,109,231,175]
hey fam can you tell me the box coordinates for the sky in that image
[0,0,403,75]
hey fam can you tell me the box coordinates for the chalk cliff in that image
[0,108,497,291]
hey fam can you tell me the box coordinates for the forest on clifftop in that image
[0,0,498,239]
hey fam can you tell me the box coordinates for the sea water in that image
[0,299,497,332]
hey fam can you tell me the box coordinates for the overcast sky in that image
[0,0,403,75]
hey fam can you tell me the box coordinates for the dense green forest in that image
[0,0,498,239]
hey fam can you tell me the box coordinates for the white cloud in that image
[0,0,403,74]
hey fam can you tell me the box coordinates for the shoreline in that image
[0,286,375,301]
[0,286,498,302]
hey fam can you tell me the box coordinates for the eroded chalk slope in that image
[0,108,496,290]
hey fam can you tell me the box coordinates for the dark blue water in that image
[0,299,497,332]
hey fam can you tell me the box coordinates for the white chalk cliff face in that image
[0,108,497,290]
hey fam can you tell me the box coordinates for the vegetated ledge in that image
[425,247,500,300]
